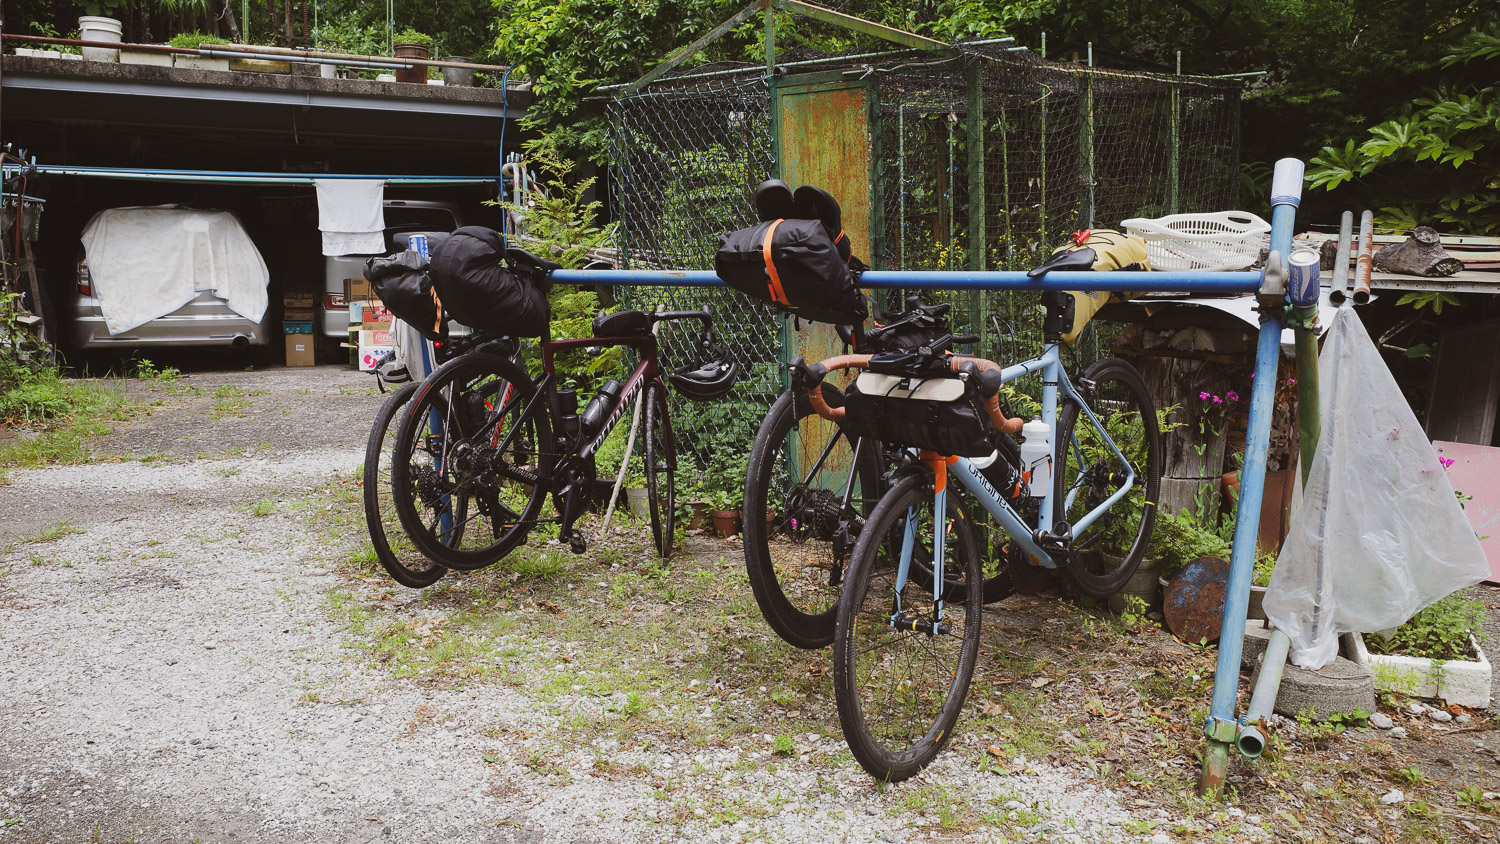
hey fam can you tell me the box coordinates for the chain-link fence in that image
[608,43,1241,470]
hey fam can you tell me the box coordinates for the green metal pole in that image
[965,59,985,342]
[1083,43,1095,228]
[1170,51,1180,214]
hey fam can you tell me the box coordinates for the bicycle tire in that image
[643,381,676,558]
[391,352,552,570]
[833,470,983,782]
[363,382,445,588]
[743,387,882,650]
[1053,357,1162,599]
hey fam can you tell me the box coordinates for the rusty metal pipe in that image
[1353,210,1374,305]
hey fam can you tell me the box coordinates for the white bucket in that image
[78,15,122,62]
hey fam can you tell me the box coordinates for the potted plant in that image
[676,476,711,532]
[622,467,650,520]
[709,488,743,537]
[392,29,432,84]
[1346,594,1492,708]
[1248,550,1276,621]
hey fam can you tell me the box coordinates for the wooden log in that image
[1372,226,1464,277]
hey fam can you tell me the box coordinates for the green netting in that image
[608,43,1241,467]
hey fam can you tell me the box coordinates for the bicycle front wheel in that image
[391,352,552,570]
[363,382,445,588]
[1053,357,1162,599]
[643,381,675,558]
[833,471,983,782]
[744,387,882,650]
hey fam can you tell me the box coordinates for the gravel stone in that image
[1380,790,1404,805]
[1368,712,1393,729]
[1428,709,1453,723]
[1389,727,1408,739]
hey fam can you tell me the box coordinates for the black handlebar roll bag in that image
[429,226,550,338]
[714,217,866,326]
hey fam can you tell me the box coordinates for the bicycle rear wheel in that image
[363,382,445,588]
[643,381,675,558]
[391,352,552,570]
[833,471,982,782]
[744,387,882,650]
[1053,357,1162,599]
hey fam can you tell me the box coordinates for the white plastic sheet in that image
[1264,307,1490,669]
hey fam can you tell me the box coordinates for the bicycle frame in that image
[895,340,1140,623]
[539,334,670,463]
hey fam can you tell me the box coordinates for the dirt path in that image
[1,366,1495,843]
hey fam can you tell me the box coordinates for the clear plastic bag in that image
[1263,308,1490,669]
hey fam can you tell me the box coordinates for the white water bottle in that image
[1019,418,1052,495]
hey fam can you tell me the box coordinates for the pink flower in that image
[790,518,799,529]
[1212,396,1223,404]
[1287,377,1297,386]
[1439,457,1455,469]
[1199,391,1211,400]
[1226,391,1240,402]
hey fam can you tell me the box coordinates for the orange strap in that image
[836,229,850,264]
[430,287,444,336]
[761,219,790,306]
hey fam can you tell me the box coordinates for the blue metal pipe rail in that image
[550,268,1263,294]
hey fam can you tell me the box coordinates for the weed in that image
[211,465,244,478]
[213,385,245,398]
[19,519,82,544]
[1456,785,1498,812]
[132,359,180,381]
[210,398,252,420]
[505,549,565,580]
[1395,764,1427,786]
[771,735,795,756]
[248,499,275,517]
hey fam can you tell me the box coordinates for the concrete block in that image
[173,55,230,72]
[1250,651,1376,721]
[119,49,173,67]
[1241,620,1276,673]
[1345,633,1492,709]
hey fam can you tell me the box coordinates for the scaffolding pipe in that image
[1327,211,1355,305]
[1198,157,1301,795]
[1352,210,1374,305]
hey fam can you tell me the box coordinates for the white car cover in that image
[81,206,269,335]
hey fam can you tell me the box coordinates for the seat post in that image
[1041,291,1073,343]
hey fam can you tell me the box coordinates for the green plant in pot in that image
[676,475,710,532]
[392,28,432,84]
[705,450,747,537]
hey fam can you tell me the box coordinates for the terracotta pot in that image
[393,43,429,84]
[686,502,710,531]
[711,509,742,538]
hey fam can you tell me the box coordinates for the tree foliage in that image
[1307,23,1499,234]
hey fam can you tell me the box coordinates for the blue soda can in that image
[1287,247,1321,306]
[408,233,429,260]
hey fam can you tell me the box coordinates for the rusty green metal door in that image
[773,75,874,485]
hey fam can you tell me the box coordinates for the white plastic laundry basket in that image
[1122,211,1270,272]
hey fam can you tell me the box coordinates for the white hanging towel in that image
[316,178,386,256]
[1263,307,1490,669]
[81,206,269,334]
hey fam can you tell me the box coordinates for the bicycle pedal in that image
[562,530,587,555]
[1032,521,1072,553]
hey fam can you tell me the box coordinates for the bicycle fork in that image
[889,453,953,637]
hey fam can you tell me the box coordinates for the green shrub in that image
[168,32,232,48]
[392,29,433,48]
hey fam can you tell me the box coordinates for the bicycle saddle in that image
[1027,247,1097,277]
[506,246,562,273]
[592,309,651,337]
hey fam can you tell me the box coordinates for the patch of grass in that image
[210,398,252,420]
[131,359,181,381]
[210,464,244,478]
[771,734,795,756]
[504,549,567,580]
[247,499,275,517]
[0,374,139,475]
[213,385,245,398]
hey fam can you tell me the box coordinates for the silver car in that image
[321,200,464,341]
[71,249,272,351]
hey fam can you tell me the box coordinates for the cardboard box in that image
[344,277,374,303]
[283,292,317,308]
[282,320,315,335]
[285,334,316,367]
[283,307,315,322]
[358,344,395,371]
[359,328,394,347]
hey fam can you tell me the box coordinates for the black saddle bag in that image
[429,226,550,338]
[842,372,997,457]
[364,250,445,341]
[714,218,866,326]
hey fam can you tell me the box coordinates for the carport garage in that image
[1,54,524,363]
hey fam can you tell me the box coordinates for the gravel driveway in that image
[5,364,1486,843]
